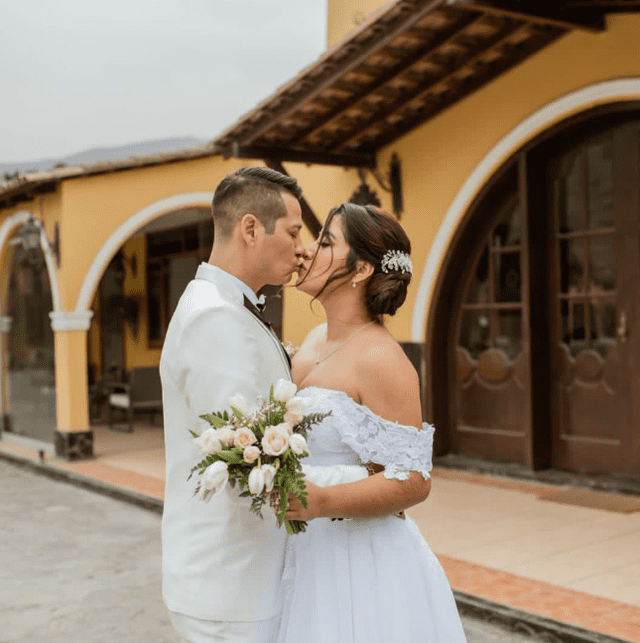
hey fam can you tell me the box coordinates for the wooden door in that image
[549,123,640,474]
[455,187,531,464]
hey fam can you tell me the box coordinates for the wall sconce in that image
[9,217,60,268]
[349,154,403,218]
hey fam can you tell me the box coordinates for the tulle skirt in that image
[272,514,467,643]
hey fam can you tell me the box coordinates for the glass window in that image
[586,137,614,230]
[589,235,615,292]
[494,251,521,303]
[465,246,489,305]
[557,152,585,234]
[459,309,491,360]
[559,239,584,294]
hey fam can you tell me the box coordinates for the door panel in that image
[455,194,529,464]
[549,125,639,473]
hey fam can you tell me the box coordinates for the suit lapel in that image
[243,295,292,370]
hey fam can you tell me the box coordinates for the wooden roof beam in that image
[287,13,484,148]
[224,142,376,169]
[331,19,537,153]
[234,0,452,147]
[367,26,564,150]
[449,0,605,31]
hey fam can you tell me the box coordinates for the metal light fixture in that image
[9,217,60,268]
[349,154,403,218]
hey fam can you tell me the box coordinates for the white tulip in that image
[273,379,297,403]
[201,461,228,495]
[248,467,266,495]
[261,464,276,492]
[289,434,308,456]
[284,411,303,427]
[285,396,312,416]
[229,393,250,416]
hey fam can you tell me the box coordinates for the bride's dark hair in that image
[307,203,412,318]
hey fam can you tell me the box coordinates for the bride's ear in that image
[353,260,374,284]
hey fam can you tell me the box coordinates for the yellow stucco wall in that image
[327,0,388,47]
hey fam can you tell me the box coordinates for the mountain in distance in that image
[0,136,208,176]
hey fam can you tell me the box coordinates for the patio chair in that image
[106,366,163,433]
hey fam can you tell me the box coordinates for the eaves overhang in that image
[212,0,626,169]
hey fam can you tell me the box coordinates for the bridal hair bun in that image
[329,203,412,318]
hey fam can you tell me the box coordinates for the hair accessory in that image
[381,250,413,275]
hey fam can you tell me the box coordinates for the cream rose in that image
[217,426,235,447]
[261,464,276,492]
[234,427,257,450]
[194,428,222,456]
[273,379,297,403]
[289,434,309,456]
[248,467,266,495]
[261,425,290,456]
[229,393,250,416]
[243,445,260,464]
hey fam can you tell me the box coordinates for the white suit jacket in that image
[160,263,291,622]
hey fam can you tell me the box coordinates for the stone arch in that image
[75,192,214,313]
[411,78,640,341]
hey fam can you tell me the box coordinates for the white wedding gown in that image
[272,386,467,643]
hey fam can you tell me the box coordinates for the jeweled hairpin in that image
[381,250,413,275]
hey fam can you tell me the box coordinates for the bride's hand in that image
[284,481,325,522]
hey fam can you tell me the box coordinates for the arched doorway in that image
[428,104,640,476]
[6,234,56,444]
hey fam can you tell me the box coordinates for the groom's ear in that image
[238,213,260,246]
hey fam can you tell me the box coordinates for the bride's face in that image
[296,215,351,297]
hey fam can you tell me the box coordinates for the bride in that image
[272,203,467,642]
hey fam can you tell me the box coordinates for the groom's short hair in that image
[212,166,302,238]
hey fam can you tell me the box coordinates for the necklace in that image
[315,321,375,365]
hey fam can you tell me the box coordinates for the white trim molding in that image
[411,78,640,342]
[0,317,11,333]
[75,192,214,313]
[0,210,61,312]
[50,311,94,332]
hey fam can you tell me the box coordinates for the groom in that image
[160,166,305,643]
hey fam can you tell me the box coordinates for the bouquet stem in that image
[285,520,306,535]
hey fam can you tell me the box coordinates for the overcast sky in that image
[0,0,327,163]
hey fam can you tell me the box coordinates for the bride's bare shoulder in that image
[356,328,421,426]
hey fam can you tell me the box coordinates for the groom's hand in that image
[284,481,325,521]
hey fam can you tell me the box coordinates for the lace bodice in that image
[297,387,434,481]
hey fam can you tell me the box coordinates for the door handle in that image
[617,311,628,343]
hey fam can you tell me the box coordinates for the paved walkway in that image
[2,424,639,642]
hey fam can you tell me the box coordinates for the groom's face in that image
[254,191,304,286]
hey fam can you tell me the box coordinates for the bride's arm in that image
[287,343,432,521]
[287,472,431,520]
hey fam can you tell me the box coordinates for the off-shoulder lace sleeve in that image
[339,402,434,481]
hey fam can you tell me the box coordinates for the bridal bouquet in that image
[189,379,330,534]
